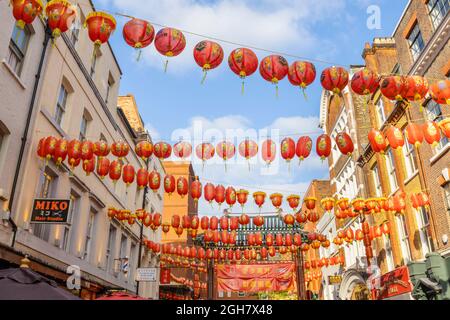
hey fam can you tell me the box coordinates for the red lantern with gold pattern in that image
[214,185,225,208]
[111,140,129,160]
[196,143,215,166]
[67,139,81,169]
[93,140,110,159]
[148,170,161,192]
[122,164,135,186]
[123,18,154,51]
[406,123,424,148]
[234,189,248,209]
[96,157,109,179]
[296,212,308,224]
[200,216,209,231]
[155,27,186,59]
[261,139,276,165]
[253,192,266,209]
[351,68,379,96]
[45,0,77,39]
[11,0,43,29]
[429,79,450,105]
[164,175,176,195]
[135,141,153,162]
[80,140,94,165]
[173,141,192,159]
[335,132,354,156]
[136,168,148,189]
[270,193,283,209]
[238,213,250,226]
[109,161,122,183]
[259,55,289,94]
[53,139,67,166]
[316,134,332,160]
[228,48,259,92]
[176,176,188,198]
[304,197,317,210]
[296,136,313,163]
[321,66,349,94]
[82,157,95,176]
[404,76,429,101]
[368,129,388,154]
[221,187,235,210]
[190,177,202,203]
[283,214,295,227]
[204,183,215,204]
[423,121,441,147]
[288,61,316,95]
[380,76,406,101]
[193,40,224,83]
[385,126,405,150]
[43,136,58,160]
[210,216,219,231]
[216,141,235,170]
[287,195,300,211]
[85,12,116,53]
[281,138,296,165]
[154,142,172,160]
[253,216,265,228]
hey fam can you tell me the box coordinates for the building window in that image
[375,98,386,127]
[129,242,137,281]
[416,208,434,258]
[426,100,449,152]
[444,183,450,215]
[403,129,418,179]
[105,74,115,104]
[428,0,450,30]
[385,148,399,193]
[396,214,412,264]
[407,23,425,61]
[79,111,91,141]
[7,25,31,76]
[62,193,78,252]
[372,164,383,197]
[83,208,97,261]
[119,235,128,276]
[106,224,117,272]
[384,234,395,272]
[55,85,69,126]
[33,168,56,242]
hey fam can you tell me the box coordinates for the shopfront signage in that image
[136,268,157,282]
[160,268,171,284]
[30,198,71,224]
[328,275,342,285]
[371,266,412,300]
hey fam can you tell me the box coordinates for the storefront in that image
[371,266,413,300]
[338,268,370,300]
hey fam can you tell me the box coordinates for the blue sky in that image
[95,0,408,214]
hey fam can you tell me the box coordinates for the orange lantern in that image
[84,12,116,54]
[259,55,289,95]
[368,129,388,154]
[148,170,161,192]
[261,139,276,166]
[253,216,265,228]
[109,160,122,183]
[11,0,43,29]
[225,186,237,208]
[429,79,450,105]
[355,230,364,241]
[253,192,266,209]
[135,141,153,162]
[335,132,354,156]
[111,140,129,160]
[321,66,349,94]
[393,193,406,215]
[423,121,441,147]
[385,126,405,150]
[283,214,295,227]
[164,175,176,195]
[287,195,300,211]
[296,212,308,224]
[190,177,202,203]
[270,193,283,209]
[154,142,172,160]
[122,164,135,186]
[238,213,250,226]
[418,192,430,208]
[316,134,332,160]
[236,189,249,208]
[96,157,109,179]
[308,211,320,223]
[321,197,335,213]
[406,123,424,148]
[228,48,259,93]
[176,176,188,198]
[229,217,239,231]
[193,40,224,83]
[304,197,317,210]
[404,76,429,102]
[382,222,391,235]
[154,27,186,71]
[352,198,365,213]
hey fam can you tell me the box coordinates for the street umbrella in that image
[96,292,148,300]
[0,257,80,300]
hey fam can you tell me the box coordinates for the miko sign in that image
[30,199,71,224]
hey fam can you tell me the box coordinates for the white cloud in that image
[98,0,347,73]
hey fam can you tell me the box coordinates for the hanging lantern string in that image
[64,3,450,82]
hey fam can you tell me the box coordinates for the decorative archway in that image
[338,269,369,300]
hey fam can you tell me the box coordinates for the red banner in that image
[371,266,412,300]
[216,263,297,293]
[160,268,171,284]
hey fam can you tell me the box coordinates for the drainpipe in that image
[8,24,52,247]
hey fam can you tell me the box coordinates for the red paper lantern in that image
[93,140,110,159]
[176,177,188,198]
[253,192,266,209]
[296,212,308,224]
[85,12,116,51]
[238,139,259,162]
[228,48,258,91]
[296,136,313,163]
[225,186,237,208]
[53,139,67,166]
[288,61,316,95]
[429,79,450,105]
[403,76,429,101]
[350,68,379,96]
[96,157,109,179]
[136,168,148,189]
[385,126,405,150]
[135,141,153,162]
[67,139,81,169]
[123,18,154,50]
[229,217,239,230]
[216,141,235,169]
[423,121,441,147]
[321,66,349,94]
[253,215,265,228]
[316,134,332,160]
[200,216,210,231]
[406,123,424,148]
[270,193,283,209]
[308,211,320,223]
[154,142,172,160]
[196,143,215,165]
[335,132,354,156]
[193,40,224,82]
[219,216,229,231]
[11,0,43,29]
[393,193,406,215]
[215,185,226,208]
[439,118,450,138]
[321,197,335,213]
[236,189,249,208]
[164,175,176,195]
[181,215,191,230]
[190,177,202,203]
[204,183,215,204]
[173,141,192,159]
[259,55,289,92]
[283,214,295,227]
[171,214,181,229]
[304,197,317,210]
[418,192,430,207]
[149,170,161,192]
[82,157,95,176]
[80,140,94,165]
[154,27,186,61]
[238,213,250,226]
[368,129,388,154]
[287,195,300,211]
[109,160,122,183]
[261,139,276,165]
[380,76,406,101]
[122,164,135,186]
[111,140,129,160]
[45,0,77,39]
[43,136,58,160]
[37,138,46,159]
[281,138,296,164]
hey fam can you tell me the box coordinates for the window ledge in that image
[2,59,26,90]
[40,109,67,137]
[404,171,419,185]
[430,143,450,165]
[389,187,400,198]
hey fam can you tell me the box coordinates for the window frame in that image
[375,98,386,128]
[425,100,449,152]
[407,23,425,61]
[386,148,399,193]
[415,207,434,258]
[7,25,31,76]
[402,128,418,179]
[371,163,383,197]
[55,85,69,126]
[83,208,96,261]
[427,0,450,30]
[396,214,412,264]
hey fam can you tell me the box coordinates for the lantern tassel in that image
[302,88,308,101]
[201,70,208,85]
[224,161,227,172]
[275,85,279,99]
[164,59,169,73]
[247,160,251,172]
[241,80,245,95]
[136,49,142,62]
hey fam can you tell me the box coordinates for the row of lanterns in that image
[10,2,450,102]
[304,255,345,271]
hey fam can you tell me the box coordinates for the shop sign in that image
[136,268,157,282]
[371,266,412,300]
[30,199,71,224]
[328,275,342,285]
[160,268,171,284]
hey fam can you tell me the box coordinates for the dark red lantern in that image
[259,55,289,95]
[136,168,148,189]
[122,164,135,186]
[154,142,172,160]
[335,132,354,156]
[316,134,332,160]
[193,40,224,83]
[296,136,313,163]
[288,61,316,97]
[109,160,122,184]
[164,175,176,195]
[350,68,379,96]
[149,170,161,192]
[82,157,95,176]
[321,66,349,94]
[96,157,109,179]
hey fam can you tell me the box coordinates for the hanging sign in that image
[30,199,71,224]
[136,268,157,282]
[371,266,412,300]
